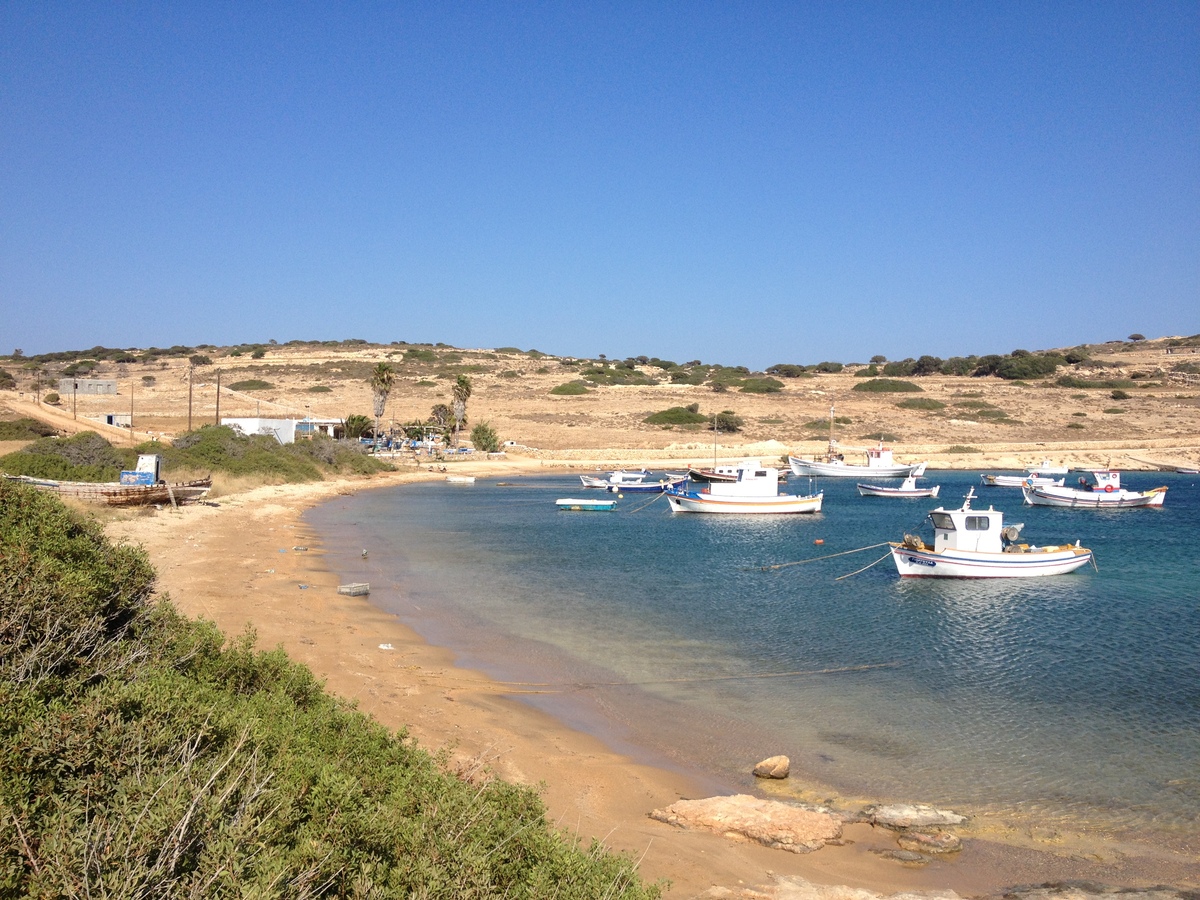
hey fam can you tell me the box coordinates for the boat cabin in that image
[704,460,782,498]
[1075,470,1122,492]
[865,442,897,467]
[927,490,1020,554]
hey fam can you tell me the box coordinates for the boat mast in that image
[828,403,835,459]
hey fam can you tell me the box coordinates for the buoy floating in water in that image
[814,539,824,545]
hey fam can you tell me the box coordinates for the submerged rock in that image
[753,755,791,778]
[896,830,962,854]
[861,803,968,829]
[650,794,842,853]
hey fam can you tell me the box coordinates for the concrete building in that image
[221,417,343,444]
[59,378,117,395]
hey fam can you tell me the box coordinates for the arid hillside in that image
[3,335,1199,471]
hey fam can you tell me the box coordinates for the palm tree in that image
[451,375,472,447]
[369,363,396,452]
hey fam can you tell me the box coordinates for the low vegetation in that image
[0,417,58,440]
[0,483,659,898]
[895,398,946,410]
[227,379,273,391]
[0,427,392,483]
[852,379,923,393]
[945,445,982,453]
[550,381,590,395]
[470,421,502,452]
[644,405,709,426]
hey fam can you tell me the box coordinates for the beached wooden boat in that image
[1021,470,1167,509]
[445,474,476,484]
[556,497,618,511]
[890,488,1093,578]
[3,473,213,506]
[666,460,822,514]
[858,475,940,498]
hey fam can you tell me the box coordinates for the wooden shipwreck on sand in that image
[3,453,212,507]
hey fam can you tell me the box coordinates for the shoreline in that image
[105,460,1198,897]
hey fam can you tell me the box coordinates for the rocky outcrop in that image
[650,794,841,853]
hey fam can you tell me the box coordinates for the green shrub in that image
[1072,411,1087,417]
[550,381,589,395]
[43,392,60,404]
[0,369,14,390]
[855,365,879,377]
[852,379,923,393]
[416,379,437,387]
[1067,422,1085,429]
[0,484,659,899]
[995,354,1064,380]
[0,417,57,440]
[713,410,744,432]
[470,421,502,452]
[307,384,332,393]
[766,363,807,377]
[1103,407,1126,414]
[161,426,392,480]
[896,398,946,410]
[0,431,135,481]
[644,406,709,426]
[945,445,982,453]
[1111,389,1130,400]
[739,377,784,394]
[860,432,899,442]
[228,379,273,391]
[1056,375,1137,389]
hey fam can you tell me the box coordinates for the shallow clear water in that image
[306,470,1200,847]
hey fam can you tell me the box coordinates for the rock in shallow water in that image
[861,803,967,829]
[753,755,791,778]
[896,830,962,854]
[650,794,842,853]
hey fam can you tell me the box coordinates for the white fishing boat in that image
[445,474,476,484]
[789,406,926,478]
[556,497,618,511]
[1021,470,1168,509]
[890,488,1093,578]
[981,473,1064,488]
[580,469,649,488]
[666,459,822,514]
[858,475,940,498]
[1027,459,1070,476]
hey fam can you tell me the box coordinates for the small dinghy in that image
[857,474,940,498]
[556,498,618,511]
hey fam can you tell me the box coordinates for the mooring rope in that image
[490,661,899,692]
[621,491,666,514]
[834,550,894,581]
[752,541,892,571]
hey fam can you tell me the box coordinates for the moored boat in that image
[890,488,1093,578]
[981,473,1064,488]
[789,404,927,478]
[1021,470,1167,509]
[858,475,940,498]
[445,474,476,484]
[556,497,618,511]
[580,469,649,488]
[666,459,822,514]
[605,475,688,494]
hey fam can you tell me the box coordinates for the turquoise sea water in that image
[306,470,1200,855]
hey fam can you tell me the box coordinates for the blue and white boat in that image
[556,497,618,511]
[605,475,688,494]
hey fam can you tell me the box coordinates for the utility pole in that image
[214,369,221,425]
[73,381,78,420]
[187,366,194,432]
[130,380,135,445]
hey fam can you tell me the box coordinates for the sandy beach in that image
[102,456,1198,898]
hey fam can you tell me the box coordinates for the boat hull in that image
[666,491,823,514]
[1021,485,1167,509]
[789,456,926,478]
[3,474,212,506]
[981,474,1063,487]
[890,543,1093,578]
[556,498,617,511]
[858,484,939,498]
[606,477,687,494]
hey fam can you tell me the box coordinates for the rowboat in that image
[858,475,940,498]
[445,475,476,484]
[890,488,1093,578]
[556,498,618,511]
[1021,470,1168,509]
[981,473,1064,488]
[666,460,822,514]
[580,469,649,488]
[3,473,212,506]
[605,475,688,494]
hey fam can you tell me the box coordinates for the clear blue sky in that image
[2,2,1197,369]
